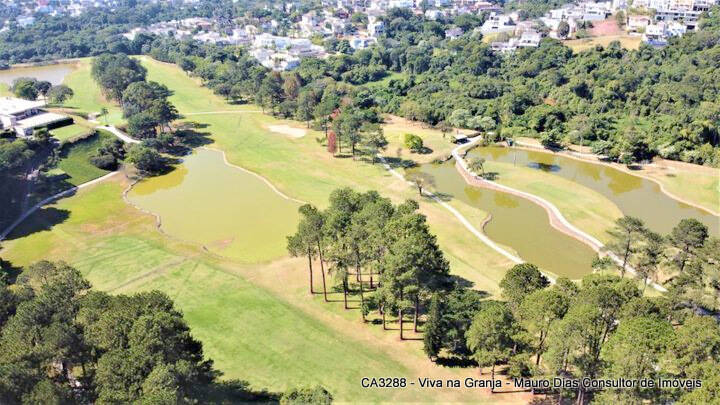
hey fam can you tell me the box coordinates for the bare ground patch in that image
[267,124,307,138]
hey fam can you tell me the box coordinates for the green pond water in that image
[128,149,300,263]
[468,146,719,236]
[407,162,597,279]
[0,64,73,86]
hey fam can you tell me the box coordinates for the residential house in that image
[445,27,464,39]
[627,15,652,31]
[479,12,516,35]
[349,36,377,49]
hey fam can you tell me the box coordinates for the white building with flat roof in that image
[0,97,70,137]
[479,13,516,35]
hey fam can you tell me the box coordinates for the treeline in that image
[0,130,61,229]
[426,264,720,403]
[368,8,720,166]
[8,77,73,104]
[287,188,451,335]
[600,216,719,313]
[90,53,181,174]
[147,6,720,166]
[0,260,333,404]
[287,189,720,403]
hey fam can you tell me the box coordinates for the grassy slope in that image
[4,178,510,403]
[51,123,93,143]
[1,180,414,402]
[3,58,523,402]
[140,58,516,289]
[565,34,642,52]
[5,57,698,401]
[642,164,719,214]
[516,137,719,214]
[56,130,113,185]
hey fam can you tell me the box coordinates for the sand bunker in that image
[268,124,306,138]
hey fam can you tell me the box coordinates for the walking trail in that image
[450,137,666,291]
[97,125,141,144]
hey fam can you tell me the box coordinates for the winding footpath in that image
[376,153,533,277]
[98,125,141,144]
[513,140,720,217]
[451,137,666,292]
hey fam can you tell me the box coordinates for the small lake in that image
[128,149,301,263]
[408,162,597,279]
[0,64,74,86]
[469,146,719,235]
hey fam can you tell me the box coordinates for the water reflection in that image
[0,64,73,86]
[468,146,719,235]
[527,162,561,172]
[407,162,596,279]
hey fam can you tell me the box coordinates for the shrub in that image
[90,153,118,170]
[404,133,424,153]
[280,386,333,405]
[126,144,164,174]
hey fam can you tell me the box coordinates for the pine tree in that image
[423,294,443,360]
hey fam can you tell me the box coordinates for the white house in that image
[643,21,687,45]
[349,36,378,50]
[389,0,415,8]
[627,15,652,31]
[368,20,385,37]
[0,97,70,137]
[479,13,516,35]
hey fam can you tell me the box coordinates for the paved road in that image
[97,125,140,144]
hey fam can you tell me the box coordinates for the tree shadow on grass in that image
[0,258,23,284]
[435,356,478,368]
[480,172,499,181]
[424,191,453,202]
[5,206,71,241]
[203,379,280,403]
[383,156,417,169]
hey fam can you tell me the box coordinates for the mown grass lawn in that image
[56,130,113,185]
[481,159,624,243]
[61,59,124,125]
[51,123,93,143]
[3,179,508,403]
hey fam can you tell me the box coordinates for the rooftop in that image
[0,97,46,116]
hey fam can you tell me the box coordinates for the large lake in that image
[0,64,74,86]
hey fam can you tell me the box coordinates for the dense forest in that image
[0,260,332,404]
[288,189,720,404]
[144,8,720,166]
[2,1,718,165]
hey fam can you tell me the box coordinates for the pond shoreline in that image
[454,139,666,291]
[512,141,720,217]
